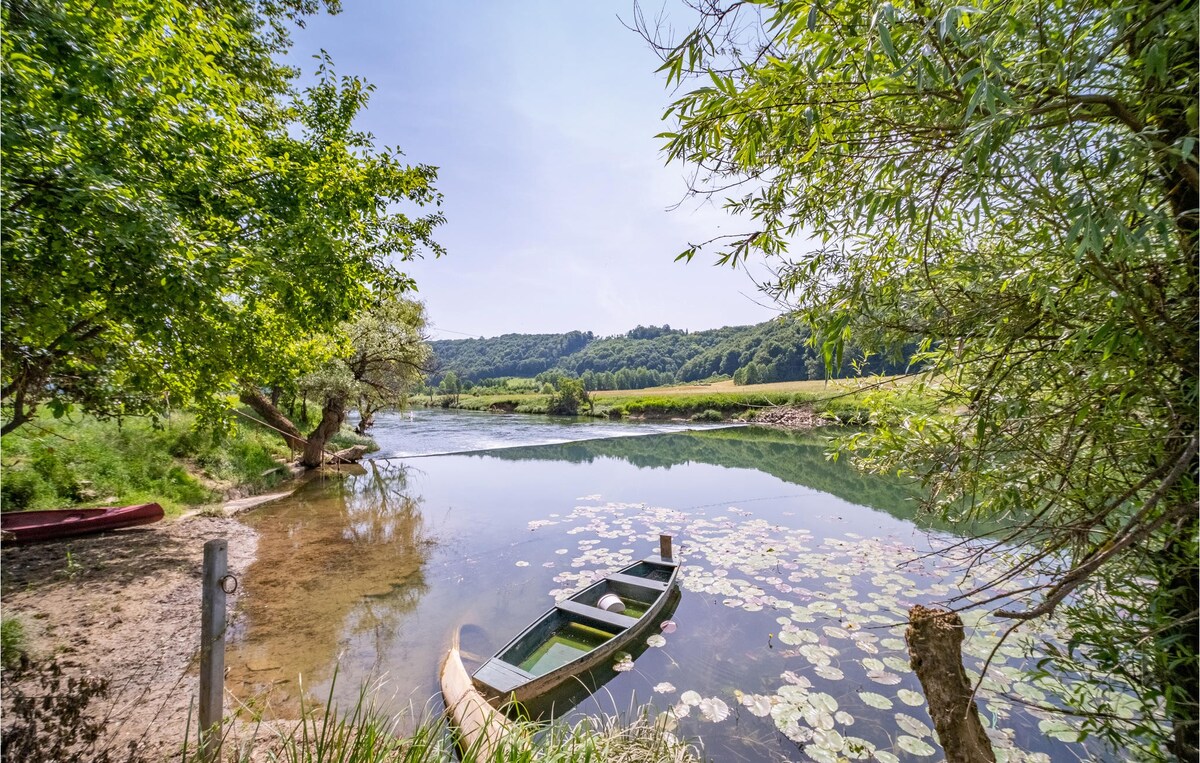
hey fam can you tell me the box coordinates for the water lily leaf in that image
[896,713,932,738]
[822,625,852,640]
[681,690,702,706]
[897,688,925,706]
[834,710,855,726]
[874,752,901,763]
[514,560,529,567]
[867,670,902,685]
[699,696,730,722]
[646,634,667,648]
[809,691,839,714]
[660,620,677,633]
[857,691,893,709]
[654,682,676,693]
[670,701,691,718]
[861,657,886,672]
[814,665,845,681]
[897,735,936,756]
[811,727,845,751]
[1038,718,1080,742]
[743,694,772,717]
[883,656,911,672]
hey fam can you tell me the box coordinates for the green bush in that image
[0,412,299,514]
[690,409,724,422]
[1,617,26,669]
[0,470,42,512]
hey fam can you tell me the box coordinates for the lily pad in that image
[857,691,893,709]
[653,682,676,693]
[895,713,932,738]
[699,697,730,722]
[680,690,702,706]
[814,665,845,681]
[742,694,772,717]
[867,670,902,685]
[646,634,667,648]
[897,688,925,707]
[896,735,937,756]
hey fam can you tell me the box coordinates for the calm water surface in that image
[226,411,1111,762]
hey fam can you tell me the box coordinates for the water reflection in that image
[226,463,434,713]
[481,427,962,530]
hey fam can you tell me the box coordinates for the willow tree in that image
[1,0,443,434]
[642,0,1197,756]
[240,294,430,467]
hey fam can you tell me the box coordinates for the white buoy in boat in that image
[597,593,626,613]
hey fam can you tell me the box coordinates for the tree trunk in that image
[239,388,305,451]
[1160,512,1199,762]
[301,390,348,468]
[905,605,996,763]
[354,410,375,435]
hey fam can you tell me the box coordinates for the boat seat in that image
[473,658,536,695]
[641,554,679,568]
[555,599,639,631]
[606,572,669,593]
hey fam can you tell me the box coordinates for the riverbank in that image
[421,378,882,425]
[0,508,261,759]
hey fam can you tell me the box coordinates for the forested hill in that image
[429,321,913,389]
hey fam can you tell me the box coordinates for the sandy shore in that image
[1,503,272,760]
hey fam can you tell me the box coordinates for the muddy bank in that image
[1,512,261,760]
[747,405,830,429]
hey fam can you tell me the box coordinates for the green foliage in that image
[1,617,26,670]
[430,319,913,388]
[689,409,724,422]
[546,378,590,416]
[1,0,443,434]
[0,412,295,513]
[650,0,1197,754]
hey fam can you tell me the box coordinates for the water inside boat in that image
[621,562,673,582]
[517,621,618,676]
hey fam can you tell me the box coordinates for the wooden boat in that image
[0,503,164,543]
[470,540,681,705]
[439,626,520,759]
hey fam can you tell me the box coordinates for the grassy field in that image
[592,378,860,399]
[429,377,909,422]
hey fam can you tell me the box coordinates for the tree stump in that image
[906,605,996,763]
[329,444,370,464]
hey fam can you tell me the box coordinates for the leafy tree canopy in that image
[430,318,912,387]
[643,0,1196,756]
[1,0,444,434]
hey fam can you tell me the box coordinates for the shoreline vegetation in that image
[1,379,888,519]
[416,378,899,426]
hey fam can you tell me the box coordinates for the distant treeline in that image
[429,321,915,390]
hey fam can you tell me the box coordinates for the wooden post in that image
[905,605,996,763]
[199,539,228,762]
[659,534,673,561]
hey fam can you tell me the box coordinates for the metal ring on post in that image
[219,574,239,595]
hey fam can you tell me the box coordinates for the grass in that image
[210,671,699,763]
[1,616,27,669]
[424,378,914,423]
[0,409,374,515]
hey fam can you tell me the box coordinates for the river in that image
[225,409,1121,762]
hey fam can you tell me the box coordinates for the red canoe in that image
[0,503,164,544]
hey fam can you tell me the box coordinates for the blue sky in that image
[287,2,781,339]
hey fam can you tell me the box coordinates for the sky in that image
[286,2,784,340]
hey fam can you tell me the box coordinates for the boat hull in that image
[0,503,165,543]
[472,553,681,705]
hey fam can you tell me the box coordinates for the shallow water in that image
[226,411,1119,762]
